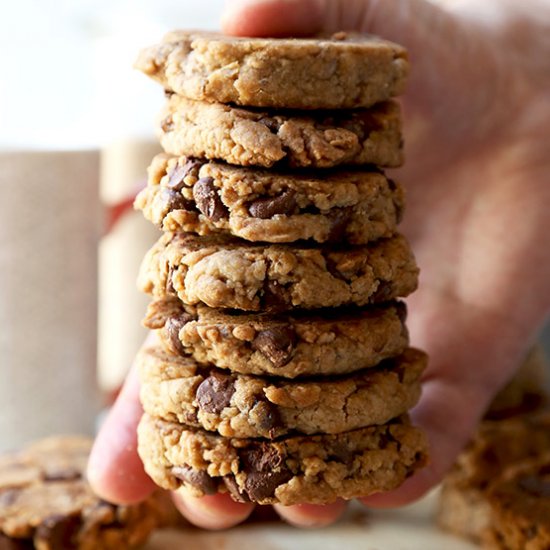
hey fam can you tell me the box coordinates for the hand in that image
[88,0,550,529]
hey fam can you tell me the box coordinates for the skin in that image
[88,0,550,530]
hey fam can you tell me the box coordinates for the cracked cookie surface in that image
[158,96,403,169]
[138,345,426,438]
[138,232,419,312]
[0,437,163,550]
[137,414,428,505]
[136,31,408,110]
[144,297,409,378]
[135,153,404,244]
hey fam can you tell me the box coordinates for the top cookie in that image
[135,31,408,110]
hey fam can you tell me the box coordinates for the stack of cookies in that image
[133,31,428,506]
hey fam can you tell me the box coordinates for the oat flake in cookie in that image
[137,413,428,506]
[0,437,161,550]
[135,31,408,110]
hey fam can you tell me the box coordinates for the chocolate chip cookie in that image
[138,232,419,312]
[136,31,408,110]
[136,153,405,244]
[138,345,426,438]
[438,411,550,542]
[159,96,403,169]
[137,413,428,505]
[0,437,162,549]
[144,297,409,378]
[484,454,550,550]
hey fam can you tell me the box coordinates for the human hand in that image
[88,0,550,529]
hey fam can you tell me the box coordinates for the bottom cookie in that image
[0,437,164,550]
[138,413,428,506]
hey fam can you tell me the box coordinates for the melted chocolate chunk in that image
[172,466,217,495]
[240,444,292,502]
[193,177,228,222]
[165,313,192,355]
[327,207,352,242]
[196,372,236,414]
[248,190,297,219]
[159,188,189,212]
[35,514,82,550]
[223,476,250,503]
[328,443,355,467]
[252,400,284,437]
[262,281,289,311]
[370,281,394,303]
[167,158,203,191]
[252,326,297,368]
[259,117,281,133]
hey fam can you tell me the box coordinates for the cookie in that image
[138,232,419,312]
[0,437,162,550]
[136,31,408,110]
[483,454,550,550]
[159,96,403,169]
[135,153,405,244]
[138,345,426,439]
[450,412,550,490]
[137,413,428,506]
[144,297,409,378]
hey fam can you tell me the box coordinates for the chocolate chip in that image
[239,444,292,502]
[196,372,236,414]
[165,313,192,355]
[248,190,297,219]
[252,326,297,368]
[193,177,228,222]
[259,117,281,133]
[35,514,81,550]
[251,400,284,437]
[328,443,355,467]
[370,281,393,303]
[262,281,289,311]
[327,207,352,242]
[165,267,176,295]
[223,476,250,503]
[159,188,189,213]
[518,475,550,498]
[0,534,33,550]
[44,468,82,482]
[172,466,217,495]
[161,116,174,133]
[167,158,202,191]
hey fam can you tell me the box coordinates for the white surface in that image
[146,492,477,550]
[0,0,224,149]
